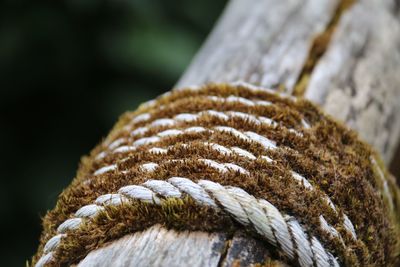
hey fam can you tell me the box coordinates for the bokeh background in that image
[0,0,227,265]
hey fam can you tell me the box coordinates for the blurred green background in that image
[0,0,227,265]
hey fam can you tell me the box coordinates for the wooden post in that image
[55,0,400,266]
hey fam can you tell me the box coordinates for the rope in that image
[34,82,397,266]
[92,125,358,240]
[36,178,340,267]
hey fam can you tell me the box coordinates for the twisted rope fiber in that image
[95,108,304,161]
[36,178,339,267]
[94,132,358,241]
[99,94,309,153]
[119,82,397,215]
[87,103,370,252]
[32,82,399,266]
[98,84,394,211]
[36,141,357,266]
[97,83,310,151]
[90,117,360,249]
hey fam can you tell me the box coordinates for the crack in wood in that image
[293,0,356,97]
[217,231,234,267]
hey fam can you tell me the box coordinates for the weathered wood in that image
[76,0,400,266]
[305,0,400,163]
[219,231,289,267]
[77,227,288,267]
[77,225,228,267]
[177,0,339,93]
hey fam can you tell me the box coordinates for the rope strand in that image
[36,178,340,267]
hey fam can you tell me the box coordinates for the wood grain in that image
[77,225,228,267]
[305,0,400,163]
[177,0,339,93]
[78,226,288,267]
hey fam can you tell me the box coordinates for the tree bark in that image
[77,0,400,266]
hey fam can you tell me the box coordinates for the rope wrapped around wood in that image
[32,82,400,267]
[37,178,339,267]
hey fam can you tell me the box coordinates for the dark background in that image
[0,1,227,266]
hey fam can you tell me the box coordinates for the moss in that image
[32,83,399,266]
[53,197,234,266]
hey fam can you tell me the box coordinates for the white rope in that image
[105,101,305,150]
[150,118,176,128]
[370,156,394,211]
[119,185,161,204]
[207,95,272,107]
[131,113,151,124]
[244,131,277,149]
[101,106,304,163]
[285,216,314,267]
[94,114,358,240]
[108,138,126,150]
[35,252,54,267]
[130,82,310,129]
[97,99,306,159]
[172,81,294,101]
[213,126,252,142]
[75,204,105,218]
[36,178,341,267]
[148,147,168,154]
[95,194,128,206]
[133,136,161,147]
[140,109,280,132]
[43,234,65,254]
[140,163,159,172]
[138,82,282,112]
[230,81,295,100]
[117,109,284,147]
[57,218,83,233]
[38,84,363,266]
[93,164,117,175]
[93,139,357,241]
[97,122,284,161]
[231,146,256,159]
[127,93,278,128]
